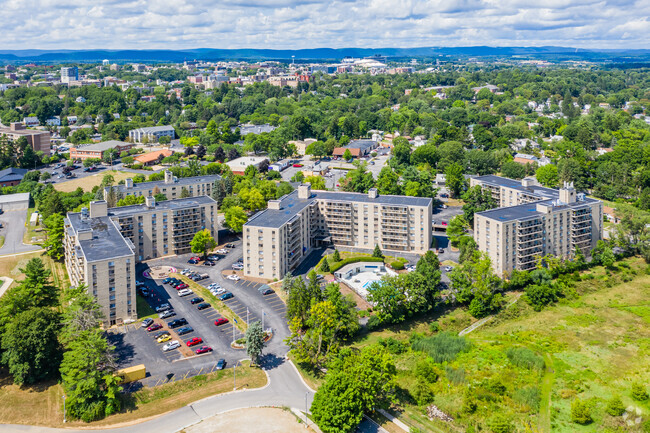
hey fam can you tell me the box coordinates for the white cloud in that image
[0,0,648,49]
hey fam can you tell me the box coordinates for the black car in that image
[215,358,226,370]
[141,318,154,328]
[204,261,215,266]
[176,326,194,336]
[168,318,188,329]
[226,243,235,248]
[197,302,211,310]
[153,331,170,339]
[260,288,275,295]
[190,297,204,304]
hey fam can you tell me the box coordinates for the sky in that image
[1,0,649,50]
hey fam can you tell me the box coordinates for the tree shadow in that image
[107,332,136,365]
[258,352,286,371]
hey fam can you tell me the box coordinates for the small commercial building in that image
[70,140,134,161]
[226,156,269,175]
[333,139,378,158]
[0,192,30,210]
[0,168,28,187]
[134,149,173,166]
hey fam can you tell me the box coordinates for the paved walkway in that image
[0,356,315,433]
[0,276,14,298]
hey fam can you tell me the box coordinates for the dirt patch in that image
[184,407,316,433]
[338,282,371,310]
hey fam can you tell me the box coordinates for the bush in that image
[411,332,471,363]
[571,399,592,425]
[525,283,560,311]
[391,261,405,270]
[429,321,440,333]
[378,337,407,354]
[320,259,330,273]
[513,386,541,412]
[485,378,506,395]
[415,358,439,383]
[506,347,545,372]
[632,383,649,401]
[488,414,513,433]
[412,379,435,406]
[366,314,383,330]
[462,396,477,414]
[605,395,625,416]
[329,256,384,273]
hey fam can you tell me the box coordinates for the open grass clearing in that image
[53,170,133,193]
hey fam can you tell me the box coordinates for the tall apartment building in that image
[471,175,603,277]
[64,201,137,326]
[105,171,220,201]
[128,125,175,143]
[243,184,432,280]
[64,196,218,325]
[61,66,79,83]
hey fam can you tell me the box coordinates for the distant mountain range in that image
[1,46,650,63]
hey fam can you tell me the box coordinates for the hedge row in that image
[329,256,385,272]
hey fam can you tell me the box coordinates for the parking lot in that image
[109,237,289,387]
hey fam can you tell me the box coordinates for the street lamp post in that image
[305,392,309,429]
[63,394,66,423]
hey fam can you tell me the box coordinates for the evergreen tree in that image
[245,321,264,366]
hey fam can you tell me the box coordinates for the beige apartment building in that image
[471,175,603,277]
[106,171,220,201]
[64,201,137,326]
[243,184,432,280]
[64,196,218,325]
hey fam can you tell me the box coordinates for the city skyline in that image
[1,0,649,50]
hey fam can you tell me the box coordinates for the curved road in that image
[0,355,314,433]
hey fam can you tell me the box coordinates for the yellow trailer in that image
[116,364,146,383]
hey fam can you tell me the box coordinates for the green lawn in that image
[136,294,156,319]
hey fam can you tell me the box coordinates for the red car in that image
[214,318,229,326]
[176,283,189,290]
[186,337,203,347]
[190,256,201,261]
[196,346,212,354]
[292,163,303,168]
[147,323,163,332]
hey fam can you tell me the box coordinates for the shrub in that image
[378,337,407,355]
[329,256,384,273]
[632,383,649,401]
[525,283,560,311]
[429,321,440,333]
[320,259,330,273]
[412,379,435,406]
[605,395,625,416]
[485,378,507,395]
[462,396,477,414]
[391,261,405,270]
[411,332,471,363]
[445,366,466,384]
[571,399,592,424]
[366,314,383,330]
[506,347,545,372]
[415,358,439,383]
[488,414,513,433]
[513,386,541,412]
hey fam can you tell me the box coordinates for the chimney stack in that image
[145,196,156,208]
[89,200,108,218]
[164,170,174,184]
[125,178,133,189]
[298,183,311,199]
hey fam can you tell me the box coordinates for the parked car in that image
[316,274,325,280]
[216,248,228,254]
[176,326,194,336]
[208,283,221,290]
[292,163,303,168]
[231,264,244,270]
[180,269,192,276]
[226,243,236,248]
[207,254,220,261]
[155,303,171,313]
[188,259,199,264]
[196,273,209,281]
[212,287,226,295]
[175,283,189,290]
[168,318,188,329]
[141,318,154,328]
[214,317,229,326]
[159,310,176,319]
[178,288,193,297]
[197,302,211,310]
[190,297,204,304]
[162,277,174,284]
[147,323,163,332]
[215,358,226,369]
[204,260,215,266]
[438,248,445,254]
[157,334,172,343]
[219,292,234,301]
[444,266,453,272]
[135,280,145,288]
[196,346,213,355]
[260,288,275,295]
[153,331,170,340]
[137,287,149,297]
[226,274,240,281]
[162,340,181,352]
[186,337,203,347]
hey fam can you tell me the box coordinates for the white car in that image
[162,340,181,351]
[444,266,453,272]
[226,274,241,281]
[216,248,228,254]
[207,283,221,290]
[211,287,226,295]
[180,269,192,276]
[177,288,194,297]
[231,264,244,270]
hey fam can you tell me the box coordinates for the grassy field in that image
[136,294,156,319]
[54,170,134,193]
[22,208,46,245]
[0,361,266,428]
[0,251,47,279]
[348,258,650,433]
